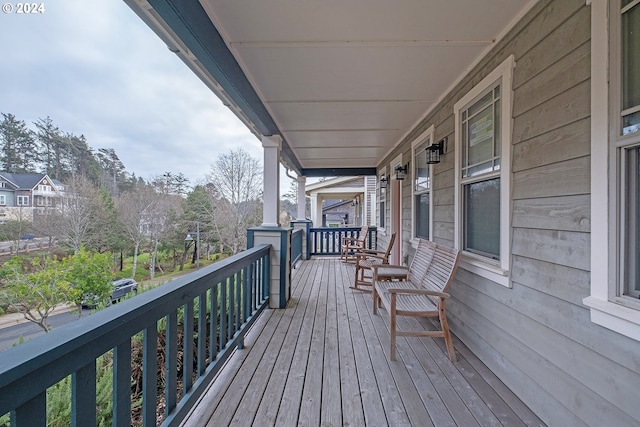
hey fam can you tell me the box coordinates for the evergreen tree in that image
[0,113,38,173]
[34,116,61,177]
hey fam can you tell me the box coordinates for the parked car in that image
[82,278,138,308]
[21,233,35,240]
[109,278,138,303]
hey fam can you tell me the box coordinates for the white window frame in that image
[411,125,435,246]
[585,0,640,341]
[0,195,5,205]
[17,195,29,206]
[378,166,387,233]
[454,55,514,288]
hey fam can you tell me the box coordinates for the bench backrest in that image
[420,244,461,300]
[407,239,436,282]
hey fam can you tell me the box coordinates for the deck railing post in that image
[290,219,311,260]
[247,226,291,309]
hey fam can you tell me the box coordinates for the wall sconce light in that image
[426,138,446,164]
[379,175,387,189]
[395,164,408,181]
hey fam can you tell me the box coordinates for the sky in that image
[0,0,293,191]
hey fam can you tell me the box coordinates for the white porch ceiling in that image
[132,0,535,174]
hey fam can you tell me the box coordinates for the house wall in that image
[378,1,640,425]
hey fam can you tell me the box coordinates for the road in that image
[0,308,91,352]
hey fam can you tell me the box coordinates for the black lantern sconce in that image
[426,138,446,164]
[379,174,387,189]
[395,164,408,181]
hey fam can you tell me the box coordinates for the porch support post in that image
[310,193,322,227]
[262,135,281,227]
[247,227,291,308]
[296,175,307,220]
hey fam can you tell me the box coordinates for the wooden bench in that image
[372,239,461,362]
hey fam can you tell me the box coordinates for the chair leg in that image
[372,287,378,314]
[440,302,456,362]
[390,294,397,361]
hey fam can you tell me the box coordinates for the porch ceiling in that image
[129,0,534,175]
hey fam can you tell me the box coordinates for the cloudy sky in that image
[0,0,289,189]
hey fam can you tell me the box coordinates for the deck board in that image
[182,258,546,427]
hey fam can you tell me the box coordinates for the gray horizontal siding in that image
[376,0,640,425]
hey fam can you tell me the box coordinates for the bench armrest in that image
[387,288,450,299]
[342,236,362,244]
[355,252,386,261]
[372,264,409,280]
[356,248,386,256]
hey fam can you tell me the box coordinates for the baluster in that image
[220,280,227,349]
[210,285,218,360]
[113,339,132,426]
[184,300,194,393]
[165,312,178,417]
[198,293,207,376]
[11,393,45,427]
[235,272,241,331]
[72,361,96,427]
[142,324,158,427]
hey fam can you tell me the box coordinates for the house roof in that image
[126,0,536,176]
[0,172,47,190]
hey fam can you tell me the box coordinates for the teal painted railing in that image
[291,228,303,267]
[309,226,377,256]
[0,244,271,427]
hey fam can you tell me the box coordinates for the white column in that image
[296,175,306,220]
[310,193,320,227]
[262,135,282,227]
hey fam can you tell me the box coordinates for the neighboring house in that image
[0,172,64,222]
[321,199,352,227]
[305,176,376,227]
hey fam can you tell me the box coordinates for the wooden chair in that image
[340,226,369,262]
[372,240,460,362]
[351,232,396,291]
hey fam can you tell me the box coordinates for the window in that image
[0,195,5,205]
[378,168,386,230]
[411,126,434,242]
[586,0,640,341]
[454,55,514,287]
[17,196,29,206]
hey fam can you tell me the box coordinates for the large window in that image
[587,0,640,340]
[461,87,502,259]
[411,126,434,242]
[454,55,513,287]
[611,0,640,299]
[17,196,29,206]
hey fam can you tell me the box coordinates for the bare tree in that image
[205,149,262,254]
[148,194,183,278]
[51,175,103,254]
[116,184,160,278]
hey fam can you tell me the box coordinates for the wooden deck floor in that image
[182,257,545,427]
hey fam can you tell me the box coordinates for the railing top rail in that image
[0,244,270,412]
[309,226,377,231]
